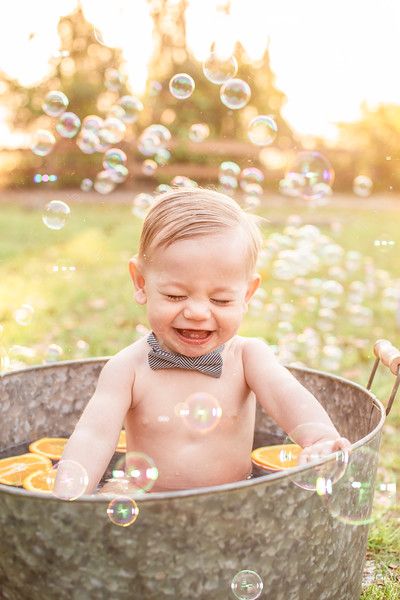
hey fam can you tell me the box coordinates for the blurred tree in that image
[0,4,130,187]
[144,0,295,149]
[336,103,400,192]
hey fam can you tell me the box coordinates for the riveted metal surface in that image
[0,361,385,600]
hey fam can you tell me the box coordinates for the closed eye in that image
[166,295,186,301]
[211,299,231,305]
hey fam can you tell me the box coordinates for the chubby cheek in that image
[146,300,178,330]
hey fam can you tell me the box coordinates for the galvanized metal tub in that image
[0,359,387,600]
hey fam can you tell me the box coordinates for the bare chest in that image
[125,350,254,439]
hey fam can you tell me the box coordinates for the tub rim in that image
[0,359,385,503]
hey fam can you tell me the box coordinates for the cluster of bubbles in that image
[218,160,265,209]
[250,216,400,372]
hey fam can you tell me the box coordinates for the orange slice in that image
[116,430,126,453]
[251,444,302,471]
[0,453,52,486]
[23,468,57,493]
[29,437,68,460]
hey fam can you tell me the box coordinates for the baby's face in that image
[133,230,260,356]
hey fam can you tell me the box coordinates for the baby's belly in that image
[127,438,253,492]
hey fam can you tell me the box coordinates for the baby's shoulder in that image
[103,337,147,376]
[233,336,276,363]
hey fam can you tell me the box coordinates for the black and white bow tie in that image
[147,332,224,378]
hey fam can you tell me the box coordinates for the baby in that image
[54,187,350,497]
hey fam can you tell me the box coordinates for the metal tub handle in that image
[367,339,400,416]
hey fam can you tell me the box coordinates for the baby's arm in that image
[53,349,135,498]
[243,338,350,456]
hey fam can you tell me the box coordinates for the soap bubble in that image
[320,345,343,371]
[154,148,171,166]
[132,193,154,219]
[108,164,129,184]
[155,183,172,194]
[149,80,162,96]
[75,339,90,358]
[319,280,344,309]
[82,115,103,133]
[107,104,126,121]
[52,459,89,500]
[142,159,157,176]
[103,148,127,170]
[104,68,125,92]
[117,95,143,123]
[107,497,139,527]
[94,170,116,194]
[98,117,126,145]
[248,115,278,146]
[44,343,63,363]
[42,90,69,117]
[285,152,334,200]
[169,73,195,99]
[231,570,263,600]
[171,175,197,188]
[324,446,383,526]
[80,178,93,192]
[42,200,70,230]
[176,392,222,434]
[219,161,241,180]
[219,175,238,195]
[240,167,264,193]
[353,175,373,197]
[220,78,251,110]
[138,124,171,156]
[373,234,395,252]
[14,304,34,326]
[111,452,159,493]
[76,129,98,154]
[202,52,238,84]
[56,112,81,138]
[288,423,350,492]
[31,129,56,156]
[189,123,210,142]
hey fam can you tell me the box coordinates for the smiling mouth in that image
[174,328,213,340]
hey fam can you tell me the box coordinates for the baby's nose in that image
[183,300,211,320]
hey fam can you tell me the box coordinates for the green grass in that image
[0,194,399,596]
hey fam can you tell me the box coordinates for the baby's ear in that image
[245,273,261,303]
[128,256,147,305]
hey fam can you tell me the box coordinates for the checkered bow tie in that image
[147,332,224,378]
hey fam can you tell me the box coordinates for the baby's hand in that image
[97,479,131,496]
[298,436,351,466]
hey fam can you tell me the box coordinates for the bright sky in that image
[0,0,399,145]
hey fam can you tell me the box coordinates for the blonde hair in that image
[138,187,264,274]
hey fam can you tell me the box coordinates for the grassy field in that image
[0,192,399,596]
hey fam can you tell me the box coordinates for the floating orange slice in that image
[251,444,302,471]
[29,437,68,460]
[116,430,126,453]
[23,468,57,493]
[0,453,52,486]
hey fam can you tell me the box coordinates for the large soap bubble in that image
[117,95,143,123]
[231,570,263,600]
[31,130,56,156]
[248,115,278,146]
[56,112,81,138]
[220,78,251,110]
[284,151,334,200]
[169,73,195,99]
[42,91,69,117]
[202,52,238,84]
[42,200,71,230]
